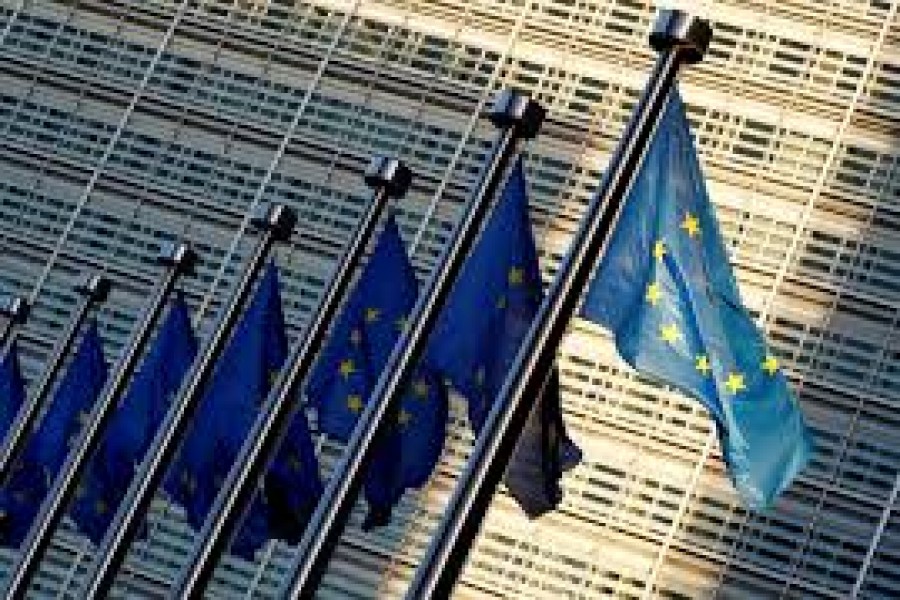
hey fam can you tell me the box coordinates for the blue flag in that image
[166,262,288,556]
[429,159,581,516]
[581,89,812,509]
[0,341,26,438]
[0,321,107,546]
[308,214,447,528]
[71,295,197,543]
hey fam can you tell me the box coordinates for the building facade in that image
[0,0,898,597]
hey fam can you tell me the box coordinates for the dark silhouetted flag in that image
[0,341,26,438]
[0,321,107,546]
[166,262,288,556]
[429,159,581,517]
[308,214,447,528]
[71,295,197,543]
[582,89,812,508]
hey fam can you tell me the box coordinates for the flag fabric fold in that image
[0,341,26,439]
[165,262,296,557]
[71,295,197,543]
[308,213,447,528]
[0,321,108,546]
[429,158,581,517]
[582,89,812,509]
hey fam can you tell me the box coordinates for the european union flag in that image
[0,341,26,438]
[166,262,288,555]
[238,409,322,554]
[429,158,581,516]
[0,321,107,546]
[71,295,197,543]
[308,214,447,527]
[582,89,813,508]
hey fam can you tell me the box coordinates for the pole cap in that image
[158,241,196,273]
[0,295,28,324]
[364,156,412,199]
[488,89,546,139]
[650,9,712,64]
[250,203,297,241]
[75,273,111,302]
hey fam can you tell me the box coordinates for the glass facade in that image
[0,0,897,597]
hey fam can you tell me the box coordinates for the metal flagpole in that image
[4,242,196,599]
[79,204,296,599]
[0,273,111,484]
[280,89,546,598]
[404,10,713,598]
[0,296,28,352]
[170,156,412,599]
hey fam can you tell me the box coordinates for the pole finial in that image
[364,156,412,198]
[76,274,111,302]
[0,295,28,324]
[158,241,196,274]
[488,89,546,140]
[650,9,712,64]
[251,203,297,241]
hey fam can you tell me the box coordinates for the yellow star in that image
[475,367,486,387]
[398,409,412,427]
[725,372,746,394]
[695,355,711,376]
[95,500,108,515]
[395,316,408,331]
[347,394,363,413]
[413,379,430,399]
[681,213,701,238]
[660,323,681,345]
[350,329,362,346]
[762,355,779,376]
[365,307,380,323]
[268,369,280,387]
[508,266,524,286]
[496,295,507,309]
[645,282,662,306]
[653,240,667,261]
[339,359,356,379]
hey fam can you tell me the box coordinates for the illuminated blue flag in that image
[72,295,197,543]
[429,159,581,516]
[166,262,288,554]
[0,321,107,546]
[582,89,813,509]
[308,214,447,528]
[0,341,26,438]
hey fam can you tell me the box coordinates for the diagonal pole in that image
[78,204,296,599]
[3,243,195,599]
[405,10,713,598]
[281,88,547,598]
[170,156,412,598]
[0,274,110,484]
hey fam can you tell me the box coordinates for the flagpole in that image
[170,156,412,598]
[79,205,295,599]
[0,296,28,353]
[405,10,712,598]
[0,273,110,484]
[280,89,546,598]
[4,242,196,599]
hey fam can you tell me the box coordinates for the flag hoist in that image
[407,10,719,598]
[281,89,546,597]
[81,205,295,599]
[3,242,195,598]
[172,156,412,598]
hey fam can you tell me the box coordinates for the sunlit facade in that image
[0,0,898,597]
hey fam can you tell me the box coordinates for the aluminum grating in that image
[0,0,897,597]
